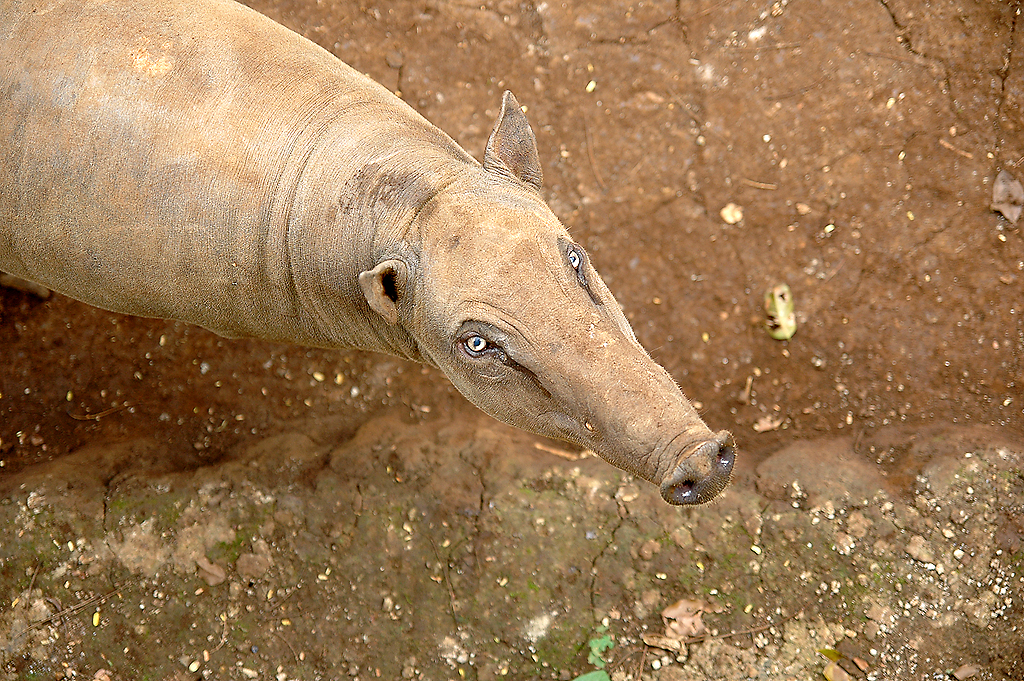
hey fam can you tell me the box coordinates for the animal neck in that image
[284,135,473,361]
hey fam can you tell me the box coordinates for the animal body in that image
[0,0,734,504]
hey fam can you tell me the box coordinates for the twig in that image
[583,116,606,191]
[428,536,459,628]
[821,259,846,284]
[633,642,649,679]
[681,608,803,645]
[9,564,42,613]
[25,563,41,598]
[726,42,803,52]
[772,76,827,100]
[70,404,129,421]
[741,178,778,190]
[43,596,66,631]
[682,0,732,22]
[271,630,300,663]
[668,90,705,130]
[863,50,932,68]
[938,138,974,159]
[267,584,302,610]
[210,615,230,654]
[26,578,137,632]
[533,442,588,460]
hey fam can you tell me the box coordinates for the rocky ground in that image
[2,0,1023,679]
[1,417,1021,680]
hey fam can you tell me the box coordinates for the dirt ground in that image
[2,0,1023,679]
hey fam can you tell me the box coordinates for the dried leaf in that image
[662,598,701,619]
[764,283,797,340]
[662,598,707,639]
[822,660,852,681]
[953,663,981,680]
[817,648,842,662]
[641,634,682,652]
[992,170,1023,224]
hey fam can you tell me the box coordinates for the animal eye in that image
[567,247,582,271]
[464,335,489,354]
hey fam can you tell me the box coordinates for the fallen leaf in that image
[953,663,981,680]
[662,598,707,639]
[572,672,610,681]
[641,634,682,652]
[991,169,1023,224]
[764,283,797,340]
[822,660,852,681]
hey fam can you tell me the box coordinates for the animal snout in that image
[659,434,735,506]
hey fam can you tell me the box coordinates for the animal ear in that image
[358,259,408,326]
[483,90,543,191]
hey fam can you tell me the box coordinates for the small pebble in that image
[720,203,744,224]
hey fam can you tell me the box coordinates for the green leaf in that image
[816,648,842,662]
[587,634,614,668]
[589,635,614,653]
[572,672,611,681]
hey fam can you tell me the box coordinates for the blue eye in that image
[567,248,582,270]
[465,335,488,354]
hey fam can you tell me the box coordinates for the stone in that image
[236,553,272,581]
[905,535,935,564]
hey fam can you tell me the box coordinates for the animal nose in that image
[659,435,735,506]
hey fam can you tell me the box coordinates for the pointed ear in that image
[358,259,408,326]
[483,91,543,191]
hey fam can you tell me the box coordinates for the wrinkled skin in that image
[350,92,733,505]
[0,0,733,504]
[396,170,734,504]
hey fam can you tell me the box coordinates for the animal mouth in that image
[659,432,736,506]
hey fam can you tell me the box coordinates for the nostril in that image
[665,478,696,505]
[715,445,736,473]
[661,437,736,505]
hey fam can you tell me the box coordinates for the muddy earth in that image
[2,0,1023,679]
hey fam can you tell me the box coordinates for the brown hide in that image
[0,0,734,504]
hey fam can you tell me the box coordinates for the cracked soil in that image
[2,0,1023,680]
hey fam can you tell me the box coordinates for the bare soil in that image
[1,1,1022,680]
